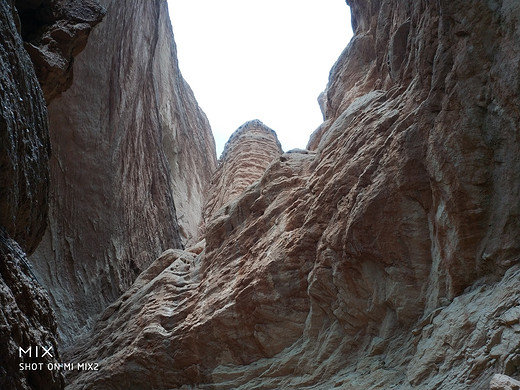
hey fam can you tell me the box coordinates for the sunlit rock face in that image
[65,0,520,389]
[490,374,520,390]
[30,0,217,345]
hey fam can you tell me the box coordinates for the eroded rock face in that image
[30,0,216,345]
[490,374,520,390]
[0,229,64,390]
[203,119,283,223]
[1,0,49,254]
[64,0,520,389]
[0,2,62,388]
[15,0,105,102]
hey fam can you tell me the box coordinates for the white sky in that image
[166,0,353,157]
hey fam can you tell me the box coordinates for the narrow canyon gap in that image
[65,0,520,389]
[1,0,520,389]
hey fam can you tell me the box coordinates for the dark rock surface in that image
[0,229,63,390]
[1,0,49,254]
[15,0,105,102]
[30,0,217,345]
[1,1,63,388]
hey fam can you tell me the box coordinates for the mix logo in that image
[19,346,54,358]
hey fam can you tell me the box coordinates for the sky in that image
[166,0,353,157]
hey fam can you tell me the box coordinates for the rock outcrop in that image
[15,0,105,102]
[490,374,520,390]
[29,0,217,345]
[63,0,520,388]
[203,119,283,223]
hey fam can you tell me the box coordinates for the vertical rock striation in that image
[30,0,217,345]
[57,0,520,389]
[1,2,49,254]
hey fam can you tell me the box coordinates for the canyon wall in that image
[65,0,520,389]
[0,3,58,388]
[30,0,217,345]
[0,0,101,388]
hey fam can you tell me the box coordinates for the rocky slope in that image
[0,0,100,388]
[63,0,520,389]
[203,119,283,224]
[29,0,217,345]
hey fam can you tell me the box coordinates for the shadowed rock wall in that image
[1,2,49,254]
[1,1,68,388]
[30,0,216,345]
[15,0,105,102]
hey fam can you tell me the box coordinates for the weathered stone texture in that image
[490,374,520,390]
[15,0,105,102]
[63,0,520,389]
[0,2,62,388]
[30,0,216,345]
[0,229,64,390]
[1,0,49,254]
[203,119,283,223]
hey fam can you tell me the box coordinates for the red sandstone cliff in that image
[63,0,520,389]
[3,0,520,389]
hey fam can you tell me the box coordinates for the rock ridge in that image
[203,119,283,224]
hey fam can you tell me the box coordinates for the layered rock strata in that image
[30,0,216,345]
[64,0,520,389]
[203,119,283,222]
